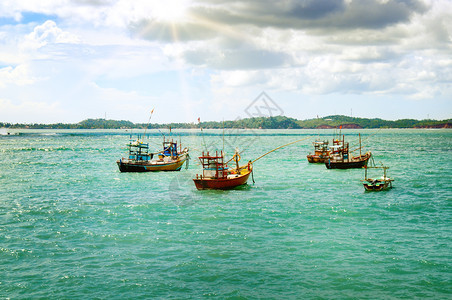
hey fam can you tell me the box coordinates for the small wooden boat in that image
[193,137,312,190]
[307,140,330,163]
[326,152,371,169]
[325,134,371,169]
[361,164,394,191]
[117,136,189,172]
[193,150,252,190]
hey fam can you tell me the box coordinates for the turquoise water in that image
[1,129,451,299]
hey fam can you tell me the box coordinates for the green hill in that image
[2,116,451,129]
[77,119,134,129]
[294,115,451,129]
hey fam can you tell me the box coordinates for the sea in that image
[1,128,451,299]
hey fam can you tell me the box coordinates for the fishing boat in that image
[193,150,252,190]
[325,134,371,169]
[361,164,394,191]
[307,140,330,163]
[193,136,311,190]
[330,138,344,156]
[117,135,189,172]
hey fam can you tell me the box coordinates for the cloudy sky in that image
[0,0,451,124]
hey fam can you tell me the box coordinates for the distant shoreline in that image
[1,115,451,130]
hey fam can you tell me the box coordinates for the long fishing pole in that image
[223,136,312,166]
[143,108,155,139]
[251,136,311,164]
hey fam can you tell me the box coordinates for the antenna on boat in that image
[156,128,166,138]
[198,117,207,152]
[143,108,155,139]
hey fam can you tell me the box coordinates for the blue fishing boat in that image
[117,136,189,172]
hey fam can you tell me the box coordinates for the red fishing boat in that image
[193,150,252,190]
[192,136,310,190]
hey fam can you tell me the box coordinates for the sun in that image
[152,0,191,22]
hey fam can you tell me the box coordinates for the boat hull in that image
[193,171,251,190]
[325,152,371,169]
[307,155,328,163]
[117,155,188,172]
[363,180,392,191]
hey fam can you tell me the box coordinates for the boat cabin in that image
[197,151,227,179]
[313,140,329,153]
[127,136,151,161]
[330,137,349,161]
[162,141,179,158]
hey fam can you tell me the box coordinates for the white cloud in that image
[22,20,80,50]
[0,98,64,123]
[0,65,39,87]
[0,0,451,123]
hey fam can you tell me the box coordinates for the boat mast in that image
[359,133,362,157]
[235,149,240,173]
[343,135,345,162]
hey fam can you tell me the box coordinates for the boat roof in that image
[199,155,223,160]
[198,151,224,160]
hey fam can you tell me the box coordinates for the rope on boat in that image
[251,136,311,164]
[349,129,382,149]
[349,143,373,154]
[370,155,376,167]
[185,153,190,169]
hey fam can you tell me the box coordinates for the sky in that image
[0,0,451,124]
